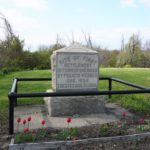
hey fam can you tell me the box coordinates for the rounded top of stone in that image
[53,43,98,53]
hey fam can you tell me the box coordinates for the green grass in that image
[0,68,150,116]
[0,70,52,109]
[100,68,150,114]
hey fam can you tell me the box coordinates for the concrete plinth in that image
[44,90,106,117]
[14,103,135,132]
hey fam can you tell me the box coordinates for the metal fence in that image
[8,77,150,135]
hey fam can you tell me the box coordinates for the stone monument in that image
[44,43,106,116]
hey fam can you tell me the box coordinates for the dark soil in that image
[0,109,11,150]
[1,111,150,150]
[37,122,150,142]
[13,118,150,149]
[63,138,150,150]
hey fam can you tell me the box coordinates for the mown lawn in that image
[100,68,150,114]
[0,70,52,110]
[0,68,150,118]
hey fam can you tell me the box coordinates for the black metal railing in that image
[8,77,150,135]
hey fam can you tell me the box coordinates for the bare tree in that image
[0,12,14,40]
[120,34,125,51]
[0,12,24,69]
[142,40,150,67]
[71,32,75,44]
[82,31,93,48]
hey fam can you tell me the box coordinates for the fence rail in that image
[8,77,150,135]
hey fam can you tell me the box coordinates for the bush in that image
[2,68,10,75]
[1,67,22,75]
[0,70,3,75]
[123,64,132,68]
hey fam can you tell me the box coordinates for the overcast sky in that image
[0,0,150,50]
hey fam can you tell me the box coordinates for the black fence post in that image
[9,93,15,135]
[14,82,18,106]
[109,78,112,98]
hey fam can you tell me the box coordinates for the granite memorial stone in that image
[44,43,106,116]
[51,44,99,91]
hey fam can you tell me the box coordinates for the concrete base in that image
[14,103,135,132]
[44,90,106,116]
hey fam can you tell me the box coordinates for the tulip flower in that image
[17,117,21,131]
[67,117,72,128]
[67,117,72,123]
[27,116,31,122]
[23,127,29,133]
[22,119,26,125]
[121,112,126,118]
[22,119,26,129]
[41,120,45,126]
[138,118,145,124]
[17,117,21,123]
[27,116,31,128]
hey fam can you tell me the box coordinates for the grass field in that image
[101,68,150,114]
[0,68,150,118]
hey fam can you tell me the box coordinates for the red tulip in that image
[17,117,21,123]
[27,116,31,122]
[121,112,126,118]
[67,117,72,123]
[23,127,29,133]
[41,120,45,125]
[138,118,145,124]
[22,119,26,125]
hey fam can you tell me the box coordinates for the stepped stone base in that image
[44,90,106,116]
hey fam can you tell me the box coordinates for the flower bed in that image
[9,112,150,150]
[9,132,150,150]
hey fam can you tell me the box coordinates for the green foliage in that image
[123,64,132,68]
[121,121,127,129]
[117,34,144,67]
[57,127,78,140]
[15,132,35,144]
[98,50,119,67]
[146,120,150,126]
[2,68,9,75]
[69,127,78,137]
[99,124,110,135]
[0,35,24,69]
[15,44,65,70]
[36,128,47,140]
[0,71,3,76]
[0,17,65,70]
[1,67,21,75]
[137,125,150,132]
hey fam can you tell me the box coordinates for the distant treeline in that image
[0,14,150,74]
[98,34,150,68]
[0,35,149,73]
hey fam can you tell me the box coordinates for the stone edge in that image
[9,132,150,150]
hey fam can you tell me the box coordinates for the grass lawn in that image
[0,68,150,124]
[100,68,150,115]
